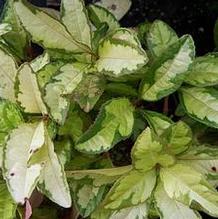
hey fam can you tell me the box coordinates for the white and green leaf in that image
[141,35,195,101]
[30,52,50,73]
[147,20,178,58]
[16,63,48,114]
[44,63,83,124]
[3,121,45,204]
[75,98,134,154]
[179,87,218,129]
[61,0,92,48]
[0,23,12,36]
[160,164,218,217]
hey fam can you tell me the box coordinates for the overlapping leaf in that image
[141,35,195,101]
[75,98,134,153]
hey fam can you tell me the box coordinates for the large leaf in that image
[0,100,23,167]
[67,166,131,217]
[103,169,156,209]
[37,129,72,208]
[88,4,120,32]
[95,0,132,20]
[147,20,178,58]
[75,98,134,154]
[73,74,105,112]
[160,121,192,155]
[142,110,173,135]
[179,87,218,129]
[13,0,91,55]
[0,47,17,102]
[131,128,175,172]
[140,35,195,101]
[96,38,148,77]
[155,182,201,219]
[44,63,83,124]
[3,121,45,204]
[0,182,17,219]
[1,0,28,59]
[61,0,92,48]
[16,63,48,114]
[185,54,218,87]
[160,164,218,217]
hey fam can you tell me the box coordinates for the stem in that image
[163,96,169,115]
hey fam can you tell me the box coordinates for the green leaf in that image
[75,98,134,154]
[140,35,195,101]
[13,0,91,55]
[0,100,23,167]
[160,163,218,217]
[0,47,17,102]
[147,20,178,58]
[61,0,92,48]
[88,4,120,32]
[179,87,218,129]
[44,63,83,124]
[185,55,218,87]
[30,52,50,73]
[161,121,192,155]
[178,145,218,186]
[131,128,175,172]
[96,38,148,77]
[37,129,72,208]
[142,110,173,135]
[155,182,201,219]
[73,74,105,112]
[3,121,45,204]
[95,0,132,20]
[103,169,156,209]
[1,0,28,59]
[0,182,17,219]
[0,23,12,36]
[16,63,48,115]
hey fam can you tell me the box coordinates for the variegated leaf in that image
[30,52,50,73]
[61,0,92,48]
[3,121,45,204]
[141,35,195,101]
[131,128,175,172]
[0,47,17,102]
[179,87,218,128]
[147,20,178,58]
[0,23,12,36]
[73,74,105,112]
[103,169,156,210]
[44,63,83,124]
[75,98,134,154]
[160,164,218,217]
[16,63,47,114]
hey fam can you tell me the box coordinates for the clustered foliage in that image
[0,0,218,218]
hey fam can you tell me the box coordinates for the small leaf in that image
[0,47,17,102]
[0,23,12,36]
[96,38,148,77]
[30,52,50,73]
[161,121,192,155]
[75,98,134,154]
[95,0,132,20]
[16,63,48,115]
[14,0,91,55]
[147,20,178,58]
[61,0,92,48]
[131,128,175,172]
[37,129,72,208]
[44,63,83,124]
[142,110,173,135]
[179,87,218,129]
[3,121,45,204]
[185,55,218,87]
[0,181,17,219]
[160,164,218,217]
[155,182,201,219]
[103,169,156,209]
[88,4,120,32]
[140,35,195,101]
[73,74,105,112]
